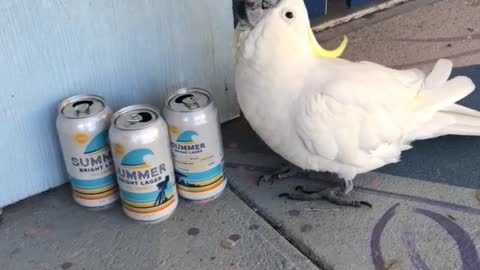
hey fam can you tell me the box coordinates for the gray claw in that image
[359,201,373,208]
[258,174,276,185]
[350,200,373,208]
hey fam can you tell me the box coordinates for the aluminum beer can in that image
[162,88,227,201]
[109,104,178,223]
[56,94,119,209]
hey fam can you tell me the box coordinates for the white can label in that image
[60,129,118,204]
[169,125,225,195]
[112,143,177,220]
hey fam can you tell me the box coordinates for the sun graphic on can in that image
[169,126,180,136]
[113,144,125,156]
[74,133,89,145]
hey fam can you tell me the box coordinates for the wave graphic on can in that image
[118,149,175,215]
[70,130,118,202]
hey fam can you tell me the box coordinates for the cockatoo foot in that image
[279,186,372,208]
[257,164,300,186]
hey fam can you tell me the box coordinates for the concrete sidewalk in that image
[0,187,317,270]
[224,149,480,269]
[2,0,480,269]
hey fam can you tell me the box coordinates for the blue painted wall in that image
[0,0,238,207]
[347,0,376,8]
[304,0,327,19]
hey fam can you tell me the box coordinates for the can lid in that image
[59,95,106,119]
[113,104,160,130]
[166,88,212,112]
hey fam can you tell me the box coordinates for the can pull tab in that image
[175,94,200,110]
[73,101,93,115]
[126,113,143,125]
[126,112,152,125]
[184,100,200,110]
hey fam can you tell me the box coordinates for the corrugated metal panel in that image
[0,0,239,207]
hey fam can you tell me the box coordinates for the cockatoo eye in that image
[283,10,294,20]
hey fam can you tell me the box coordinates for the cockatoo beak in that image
[308,30,348,58]
[235,0,280,29]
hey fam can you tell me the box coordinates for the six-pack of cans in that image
[55,88,226,223]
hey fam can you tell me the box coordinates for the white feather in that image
[234,0,479,183]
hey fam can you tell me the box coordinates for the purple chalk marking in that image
[359,187,480,216]
[371,203,399,270]
[401,229,431,270]
[414,208,480,270]
[226,162,480,269]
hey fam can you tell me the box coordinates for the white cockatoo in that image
[234,0,479,207]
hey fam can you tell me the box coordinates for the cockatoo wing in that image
[357,60,426,89]
[294,59,475,171]
[294,80,406,171]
